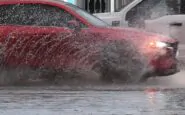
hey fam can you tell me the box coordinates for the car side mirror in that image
[67,20,81,31]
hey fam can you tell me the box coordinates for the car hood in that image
[97,27,177,43]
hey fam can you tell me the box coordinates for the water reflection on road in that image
[0,86,185,115]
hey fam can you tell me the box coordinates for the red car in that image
[0,0,179,84]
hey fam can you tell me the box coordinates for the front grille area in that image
[167,42,178,56]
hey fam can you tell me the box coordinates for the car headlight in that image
[149,41,168,48]
[156,41,168,48]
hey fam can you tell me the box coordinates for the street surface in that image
[0,83,185,115]
[0,70,184,115]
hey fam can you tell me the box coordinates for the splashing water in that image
[0,3,151,86]
[0,29,150,86]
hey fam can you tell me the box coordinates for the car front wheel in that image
[96,40,152,83]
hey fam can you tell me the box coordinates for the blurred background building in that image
[61,0,133,13]
[62,0,185,14]
[76,0,133,13]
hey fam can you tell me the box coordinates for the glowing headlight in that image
[156,41,168,48]
[148,41,168,48]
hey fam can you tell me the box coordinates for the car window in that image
[66,3,110,27]
[126,0,181,21]
[0,4,87,28]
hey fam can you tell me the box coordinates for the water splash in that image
[0,4,151,85]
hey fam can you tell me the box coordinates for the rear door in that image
[0,3,88,69]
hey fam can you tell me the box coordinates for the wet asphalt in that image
[0,85,184,115]
[0,70,185,115]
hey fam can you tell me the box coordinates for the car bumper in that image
[155,59,180,76]
[146,57,179,77]
[148,42,179,76]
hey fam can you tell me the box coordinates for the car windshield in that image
[66,3,110,27]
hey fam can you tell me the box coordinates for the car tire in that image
[95,40,151,83]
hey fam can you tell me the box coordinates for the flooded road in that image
[0,65,184,115]
[1,75,185,115]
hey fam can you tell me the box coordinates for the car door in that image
[0,3,88,69]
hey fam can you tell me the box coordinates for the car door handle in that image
[169,22,183,27]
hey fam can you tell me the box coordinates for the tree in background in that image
[101,0,105,13]
[95,0,100,13]
[89,0,94,14]
[181,0,185,14]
